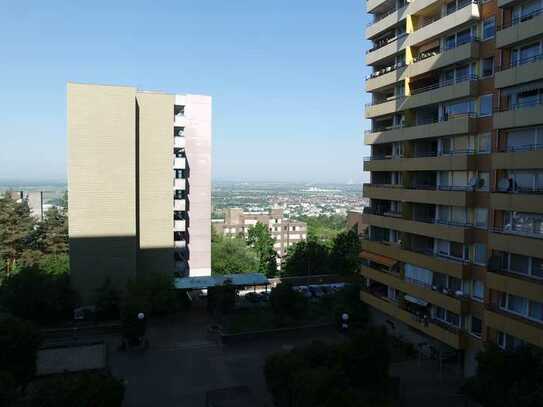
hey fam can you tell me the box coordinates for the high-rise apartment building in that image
[212,208,307,268]
[362,0,543,374]
[68,83,211,302]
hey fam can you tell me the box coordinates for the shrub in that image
[0,318,41,387]
[26,373,125,407]
[94,278,121,321]
[270,283,307,322]
[125,272,177,316]
[207,284,237,315]
[0,265,77,323]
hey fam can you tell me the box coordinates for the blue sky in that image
[0,1,371,184]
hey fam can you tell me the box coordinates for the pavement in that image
[107,307,344,407]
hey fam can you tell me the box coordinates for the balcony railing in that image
[500,143,543,153]
[414,0,477,31]
[498,7,543,30]
[411,216,474,228]
[410,74,478,96]
[367,5,406,27]
[366,61,406,80]
[499,53,543,71]
[367,33,407,54]
[490,224,543,239]
[496,98,543,112]
[363,148,477,161]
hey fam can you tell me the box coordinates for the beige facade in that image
[213,208,307,268]
[363,0,543,375]
[67,83,211,302]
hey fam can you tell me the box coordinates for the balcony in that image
[173,157,186,169]
[366,6,408,40]
[496,10,543,48]
[489,227,543,258]
[496,55,543,89]
[174,220,186,231]
[174,240,187,249]
[407,40,479,78]
[403,75,479,110]
[174,136,185,148]
[361,239,470,279]
[360,290,466,349]
[485,307,543,348]
[366,63,408,92]
[365,114,475,144]
[407,2,480,47]
[363,183,475,206]
[367,0,389,13]
[365,96,405,118]
[174,178,186,190]
[174,198,186,211]
[174,112,186,126]
[494,100,543,129]
[490,192,543,213]
[362,212,471,242]
[360,265,468,313]
[486,270,543,304]
[363,150,477,172]
[366,33,409,66]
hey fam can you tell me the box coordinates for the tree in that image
[329,228,360,275]
[26,373,125,407]
[293,215,346,243]
[0,263,77,323]
[33,206,68,255]
[333,283,368,330]
[125,272,177,316]
[0,193,37,275]
[0,318,41,387]
[94,278,121,320]
[464,344,543,407]
[247,222,277,277]
[283,238,330,277]
[270,283,307,322]
[207,283,238,315]
[211,236,259,275]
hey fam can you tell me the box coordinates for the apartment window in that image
[477,133,491,153]
[174,105,185,119]
[505,253,543,279]
[474,208,488,228]
[436,239,467,260]
[476,172,490,191]
[497,331,525,350]
[481,57,494,78]
[470,316,482,337]
[479,94,493,117]
[500,293,543,323]
[474,244,487,265]
[446,1,457,15]
[434,306,460,327]
[482,17,496,40]
[471,280,485,301]
[405,264,433,287]
[512,42,541,67]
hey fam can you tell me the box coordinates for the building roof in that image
[174,273,269,290]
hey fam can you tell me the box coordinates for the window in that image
[479,94,493,117]
[497,331,525,350]
[174,105,185,119]
[446,1,457,15]
[482,17,496,40]
[477,133,491,153]
[474,244,487,265]
[472,280,485,301]
[475,208,488,228]
[481,57,494,77]
[471,316,482,337]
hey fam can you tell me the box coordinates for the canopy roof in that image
[174,273,269,290]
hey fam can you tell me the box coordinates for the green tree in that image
[270,283,307,322]
[0,193,37,275]
[294,215,346,243]
[211,236,259,275]
[283,238,330,277]
[125,272,177,316]
[464,344,543,407]
[0,262,77,323]
[34,206,69,255]
[247,222,277,277]
[329,228,361,275]
[0,318,41,387]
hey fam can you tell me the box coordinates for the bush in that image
[264,328,393,407]
[0,265,77,323]
[333,283,368,330]
[26,373,125,407]
[125,272,177,317]
[0,318,41,387]
[94,278,121,321]
[207,284,237,316]
[270,283,307,322]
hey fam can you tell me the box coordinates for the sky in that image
[0,1,372,184]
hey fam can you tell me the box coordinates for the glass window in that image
[471,316,482,337]
[508,294,529,314]
[448,276,462,292]
[482,17,496,40]
[474,244,487,265]
[433,272,448,290]
[475,208,488,228]
[477,172,490,191]
[445,34,456,50]
[479,94,493,117]
[451,206,467,224]
[435,306,446,320]
[446,1,457,15]
[456,28,472,46]
[446,310,460,326]
[478,133,491,153]
[529,300,543,321]
[472,280,484,300]
[450,241,464,259]
[532,257,543,278]
[481,57,494,77]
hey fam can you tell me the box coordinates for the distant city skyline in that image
[0,1,371,184]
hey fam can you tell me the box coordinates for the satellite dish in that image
[468,177,479,188]
[498,178,510,192]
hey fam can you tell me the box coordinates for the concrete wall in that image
[181,95,212,277]
[136,91,175,275]
[67,83,138,302]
